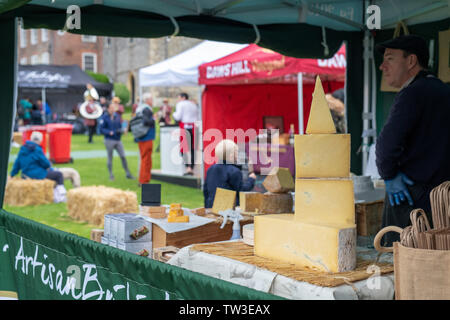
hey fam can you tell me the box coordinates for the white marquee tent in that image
[138,40,247,90]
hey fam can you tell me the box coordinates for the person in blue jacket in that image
[376,35,450,246]
[10,131,66,200]
[203,139,256,208]
[99,103,134,181]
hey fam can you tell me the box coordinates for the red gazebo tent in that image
[198,43,346,174]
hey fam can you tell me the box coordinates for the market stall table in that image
[168,240,395,300]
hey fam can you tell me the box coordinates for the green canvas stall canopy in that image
[0,0,449,300]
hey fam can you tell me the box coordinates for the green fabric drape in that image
[0,209,282,300]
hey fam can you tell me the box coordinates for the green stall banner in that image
[0,210,282,300]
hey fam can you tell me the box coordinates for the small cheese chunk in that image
[262,167,295,193]
[167,215,190,223]
[212,187,236,213]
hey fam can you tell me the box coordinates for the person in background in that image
[111,96,125,120]
[97,96,109,134]
[172,92,199,176]
[134,92,156,186]
[84,83,99,101]
[10,131,67,202]
[375,35,450,246]
[131,97,140,117]
[82,95,99,144]
[203,139,256,208]
[19,98,32,125]
[99,103,135,181]
[30,103,43,125]
[159,99,173,125]
[99,96,109,113]
[325,92,346,133]
[44,100,52,124]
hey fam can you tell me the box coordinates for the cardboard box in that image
[116,215,152,243]
[103,214,112,238]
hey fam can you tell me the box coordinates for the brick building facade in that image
[18,25,103,74]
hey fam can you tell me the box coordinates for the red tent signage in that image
[199,44,346,85]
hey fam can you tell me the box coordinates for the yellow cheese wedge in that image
[294,134,350,178]
[167,215,190,223]
[294,178,355,227]
[254,214,356,273]
[212,187,236,213]
[262,167,295,193]
[239,192,263,212]
[305,76,336,134]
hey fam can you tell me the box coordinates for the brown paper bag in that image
[380,21,409,92]
[438,29,450,83]
[394,242,450,300]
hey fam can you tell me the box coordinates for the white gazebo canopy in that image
[138,40,247,88]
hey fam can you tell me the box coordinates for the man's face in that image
[379,48,414,88]
[146,97,153,106]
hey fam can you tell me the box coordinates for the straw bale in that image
[67,185,138,226]
[4,177,54,206]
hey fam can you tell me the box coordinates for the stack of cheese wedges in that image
[255,76,356,273]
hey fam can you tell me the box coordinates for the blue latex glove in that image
[385,172,414,206]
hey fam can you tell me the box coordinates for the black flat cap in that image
[376,35,429,67]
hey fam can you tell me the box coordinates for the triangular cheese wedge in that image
[305,76,336,134]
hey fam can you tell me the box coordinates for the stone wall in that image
[103,36,202,107]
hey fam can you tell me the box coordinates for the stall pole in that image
[362,30,371,174]
[41,87,46,124]
[297,72,304,135]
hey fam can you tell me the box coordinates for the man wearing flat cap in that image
[375,35,450,246]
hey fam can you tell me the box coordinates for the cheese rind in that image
[239,192,263,212]
[254,214,356,272]
[262,167,295,193]
[212,188,237,213]
[261,192,293,214]
[294,134,350,178]
[305,76,336,134]
[294,178,355,227]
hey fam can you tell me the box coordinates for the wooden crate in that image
[152,214,253,249]
[355,200,384,237]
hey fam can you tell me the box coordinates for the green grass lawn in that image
[4,120,204,239]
